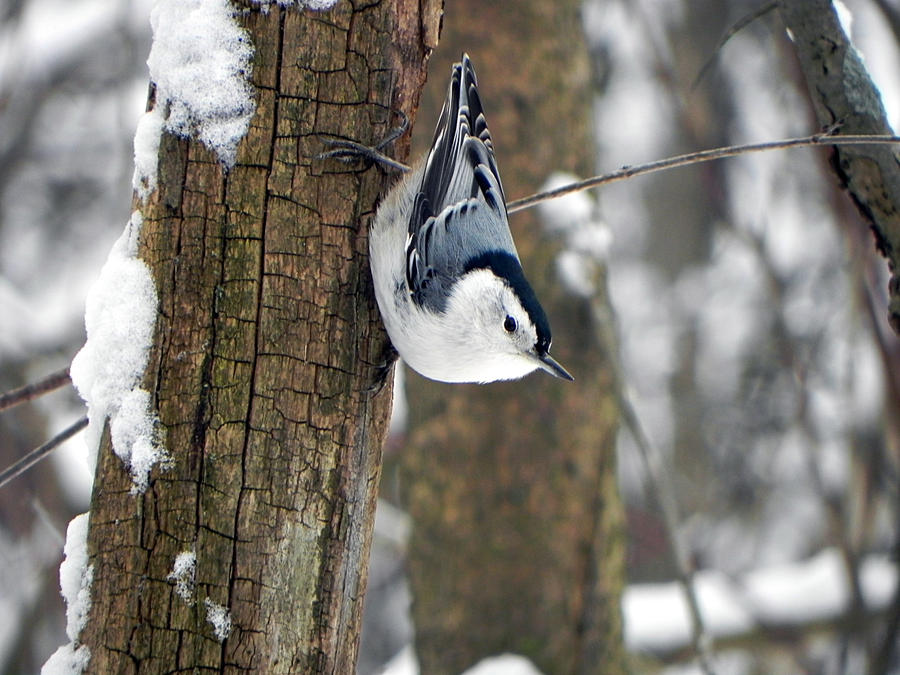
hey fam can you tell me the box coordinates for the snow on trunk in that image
[40,514,94,675]
[69,211,163,493]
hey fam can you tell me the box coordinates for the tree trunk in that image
[397,3,628,674]
[779,0,900,333]
[77,2,440,673]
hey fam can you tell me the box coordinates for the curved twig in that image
[507,133,900,214]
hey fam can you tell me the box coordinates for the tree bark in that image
[779,0,900,333]
[397,3,628,674]
[77,2,440,673]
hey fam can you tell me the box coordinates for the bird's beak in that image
[536,352,574,381]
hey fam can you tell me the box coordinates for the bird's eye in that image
[503,315,517,333]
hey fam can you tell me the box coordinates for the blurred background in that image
[0,1,897,674]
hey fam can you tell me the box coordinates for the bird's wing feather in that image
[405,54,518,312]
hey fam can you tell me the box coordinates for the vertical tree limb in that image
[399,3,627,674]
[779,0,900,333]
[76,2,440,673]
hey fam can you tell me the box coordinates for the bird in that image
[367,53,573,384]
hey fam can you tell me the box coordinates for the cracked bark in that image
[779,0,900,332]
[77,2,441,674]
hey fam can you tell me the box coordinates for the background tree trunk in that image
[395,3,628,674]
[77,2,440,673]
[779,0,900,334]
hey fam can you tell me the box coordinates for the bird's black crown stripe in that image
[463,250,552,353]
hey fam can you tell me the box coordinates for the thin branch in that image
[692,1,779,90]
[858,269,900,675]
[870,526,900,675]
[871,0,900,48]
[507,133,900,213]
[0,416,88,490]
[859,264,900,473]
[0,367,72,412]
[618,392,717,675]
[591,293,717,674]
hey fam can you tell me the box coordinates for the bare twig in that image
[592,297,716,674]
[0,416,88,490]
[692,1,779,89]
[870,527,900,675]
[618,392,717,675]
[871,0,900,48]
[507,133,900,213]
[0,367,72,412]
[858,269,900,675]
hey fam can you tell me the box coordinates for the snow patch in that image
[143,0,255,174]
[461,654,544,675]
[251,0,339,8]
[110,388,165,492]
[70,211,165,493]
[59,515,94,640]
[742,547,896,624]
[41,642,92,675]
[168,550,197,602]
[623,548,898,653]
[204,598,232,642]
[299,0,339,8]
[380,645,416,675]
[379,648,544,675]
[41,513,93,675]
[133,106,164,201]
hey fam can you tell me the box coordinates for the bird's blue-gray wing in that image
[405,54,518,312]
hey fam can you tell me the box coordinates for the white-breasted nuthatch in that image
[368,54,573,384]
